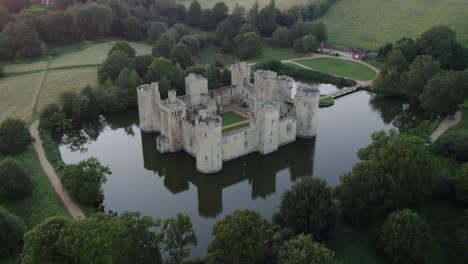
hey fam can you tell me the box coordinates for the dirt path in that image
[29,121,86,219]
[430,111,462,142]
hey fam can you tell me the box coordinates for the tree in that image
[71,4,113,40]
[108,41,136,58]
[0,65,4,78]
[187,0,202,26]
[208,209,273,264]
[135,54,154,77]
[117,212,163,264]
[293,35,318,53]
[0,206,25,258]
[454,164,468,204]
[271,26,290,48]
[147,22,168,43]
[171,43,193,68]
[378,43,394,59]
[212,2,229,23]
[0,158,32,199]
[61,157,111,205]
[220,38,234,53]
[401,55,441,103]
[98,51,136,82]
[384,48,410,73]
[199,9,217,31]
[0,118,33,155]
[58,213,127,263]
[214,19,237,45]
[394,37,418,62]
[234,32,262,60]
[21,216,72,264]
[161,213,197,264]
[280,177,338,241]
[455,211,468,261]
[153,33,176,58]
[180,35,200,54]
[256,0,277,36]
[238,23,259,35]
[420,70,468,117]
[1,0,28,13]
[124,16,143,41]
[248,1,260,26]
[416,25,466,70]
[377,209,430,264]
[146,57,184,96]
[38,12,79,45]
[431,130,468,162]
[277,234,334,264]
[1,21,42,59]
[230,3,246,28]
[117,68,142,103]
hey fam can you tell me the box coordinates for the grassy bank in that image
[320,0,468,50]
[295,58,377,81]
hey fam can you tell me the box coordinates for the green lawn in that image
[295,58,377,81]
[250,42,304,63]
[320,0,468,50]
[221,112,248,126]
[222,122,250,133]
[0,150,69,228]
[320,95,334,105]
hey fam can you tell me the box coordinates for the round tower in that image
[195,110,223,173]
[137,82,160,132]
[294,83,320,138]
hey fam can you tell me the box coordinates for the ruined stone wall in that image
[231,62,251,87]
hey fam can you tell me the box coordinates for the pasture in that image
[0,40,152,123]
[295,57,377,81]
[177,0,318,10]
[320,0,468,50]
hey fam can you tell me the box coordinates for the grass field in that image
[177,0,317,10]
[0,150,69,228]
[320,0,468,50]
[221,111,248,126]
[0,39,153,123]
[250,42,304,63]
[295,58,377,81]
[320,94,334,105]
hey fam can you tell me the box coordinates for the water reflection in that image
[141,133,315,217]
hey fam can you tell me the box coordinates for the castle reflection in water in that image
[140,132,315,218]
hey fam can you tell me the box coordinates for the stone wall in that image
[221,126,257,162]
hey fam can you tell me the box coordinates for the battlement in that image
[196,110,222,129]
[296,83,320,97]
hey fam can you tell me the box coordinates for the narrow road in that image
[430,111,462,142]
[29,121,86,219]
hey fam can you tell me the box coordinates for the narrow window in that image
[205,156,207,160]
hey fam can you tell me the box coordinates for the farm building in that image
[319,42,368,60]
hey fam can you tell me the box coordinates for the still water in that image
[59,91,394,257]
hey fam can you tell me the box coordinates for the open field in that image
[320,0,468,50]
[38,67,99,111]
[221,111,248,126]
[295,58,377,81]
[250,42,304,63]
[177,0,318,10]
[0,72,44,123]
[0,150,69,228]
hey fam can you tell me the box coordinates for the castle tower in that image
[294,83,320,138]
[255,100,280,155]
[195,110,222,173]
[231,62,251,87]
[185,73,208,106]
[156,90,186,153]
[137,82,161,132]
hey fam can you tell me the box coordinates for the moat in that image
[59,90,395,257]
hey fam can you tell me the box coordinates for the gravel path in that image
[430,111,462,142]
[29,121,86,219]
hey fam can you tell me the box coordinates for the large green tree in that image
[38,12,79,45]
[0,206,25,259]
[124,16,143,41]
[1,21,42,59]
[0,118,33,155]
[277,234,334,264]
[98,50,136,82]
[61,157,111,205]
[234,32,262,60]
[213,18,237,45]
[280,177,338,241]
[0,158,32,199]
[71,4,113,40]
[147,22,168,43]
[21,216,72,264]
[187,0,202,26]
[171,43,193,68]
[431,130,468,162]
[153,32,176,58]
[161,213,197,264]
[208,209,273,264]
[212,2,229,23]
[377,209,430,264]
[401,55,442,103]
[135,54,154,77]
[256,0,277,36]
[199,9,217,31]
[454,163,468,204]
[108,41,136,58]
[271,26,290,48]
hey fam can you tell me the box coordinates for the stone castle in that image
[137,62,320,173]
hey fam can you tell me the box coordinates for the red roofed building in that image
[319,42,368,60]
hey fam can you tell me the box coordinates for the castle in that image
[137,62,320,173]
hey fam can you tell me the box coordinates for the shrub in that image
[377,209,430,264]
[98,50,136,82]
[432,130,468,162]
[0,158,32,199]
[277,234,334,264]
[108,41,136,58]
[208,209,273,264]
[0,118,33,155]
[234,32,262,60]
[61,157,111,205]
[271,26,290,48]
[135,54,154,78]
[180,35,200,54]
[280,177,338,241]
[147,22,168,43]
[0,206,26,258]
